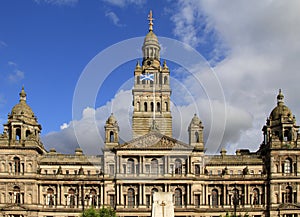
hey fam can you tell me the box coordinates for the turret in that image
[104,113,119,148]
[188,114,204,150]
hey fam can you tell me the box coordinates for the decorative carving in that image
[123,133,190,149]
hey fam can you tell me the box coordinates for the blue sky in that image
[1,0,300,155]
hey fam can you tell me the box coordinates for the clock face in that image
[147,60,152,66]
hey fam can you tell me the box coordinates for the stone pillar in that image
[116,184,120,205]
[224,185,227,205]
[120,184,124,205]
[57,184,60,206]
[139,184,142,206]
[187,185,190,205]
[117,155,120,174]
[104,184,108,205]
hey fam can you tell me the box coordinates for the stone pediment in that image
[278,203,300,210]
[116,132,192,150]
[1,204,28,211]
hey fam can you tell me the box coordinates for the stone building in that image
[0,11,300,217]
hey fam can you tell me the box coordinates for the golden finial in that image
[148,10,154,31]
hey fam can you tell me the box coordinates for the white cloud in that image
[60,123,69,130]
[105,11,124,27]
[42,90,133,155]
[43,1,300,155]
[7,62,25,83]
[101,0,146,8]
[8,70,24,83]
[170,0,300,153]
[34,0,78,6]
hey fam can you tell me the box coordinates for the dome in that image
[10,87,36,121]
[190,114,202,126]
[269,89,293,120]
[270,104,292,120]
[143,31,159,46]
[107,113,117,125]
[11,101,35,117]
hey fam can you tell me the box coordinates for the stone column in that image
[187,185,190,205]
[224,185,227,205]
[116,184,120,205]
[139,184,143,206]
[120,184,124,205]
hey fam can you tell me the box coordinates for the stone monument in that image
[151,192,174,217]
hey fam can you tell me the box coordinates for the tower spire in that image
[148,10,154,31]
[19,86,27,102]
[277,89,284,105]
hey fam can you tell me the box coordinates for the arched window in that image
[47,188,55,207]
[175,159,182,175]
[26,130,31,139]
[151,159,158,174]
[212,189,218,207]
[109,131,114,142]
[164,76,168,84]
[150,102,154,112]
[127,159,134,174]
[253,188,259,205]
[13,186,21,204]
[127,188,135,208]
[157,102,161,112]
[68,188,75,208]
[165,102,168,111]
[174,188,182,207]
[89,189,97,207]
[286,186,293,203]
[195,165,200,175]
[284,129,292,141]
[144,102,148,112]
[195,132,199,143]
[284,158,292,173]
[137,76,140,85]
[14,157,20,174]
[16,128,21,141]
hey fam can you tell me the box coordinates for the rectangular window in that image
[66,170,69,175]
[195,194,200,208]
[45,170,48,175]
[109,195,115,208]
[53,170,56,175]
[74,170,77,175]
[109,165,114,175]
[123,164,126,174]
[146,195,151,207]
[170,165,174,174]
[145,165,150,174]
[87,170,90,176]
[135,165,139,174]
[159,164,164,175]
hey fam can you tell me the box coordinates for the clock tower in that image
[132,11,172,138]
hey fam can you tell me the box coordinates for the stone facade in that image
[0,12,300,217]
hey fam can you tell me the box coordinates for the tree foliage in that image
[81,206,116,217]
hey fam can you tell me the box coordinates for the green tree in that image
[81,207,116,217]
